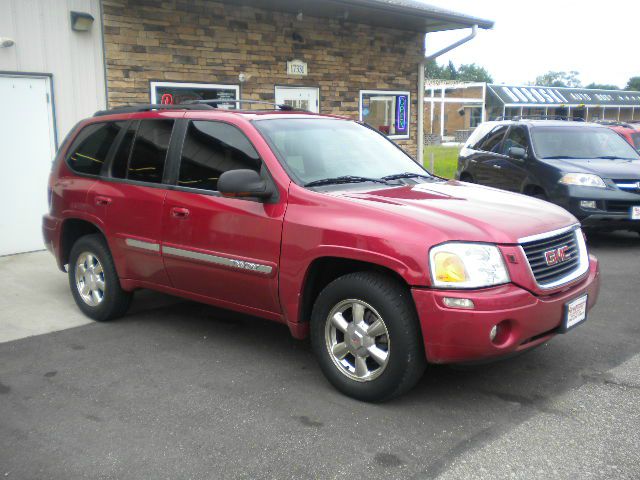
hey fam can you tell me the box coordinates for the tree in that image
[585,82,619,90]
[534,71,582,88]
[456,63,493,83]
[626,77,640,91]
[425,60,493,83]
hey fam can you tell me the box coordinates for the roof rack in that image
[184,99,300,111]
[594,119,634,128]
[494,115,584,122]
[93,103,213,117]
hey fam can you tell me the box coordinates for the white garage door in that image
[0,75,56,256]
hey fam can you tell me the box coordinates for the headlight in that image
[559,173,606,188]
[429,243,510,289]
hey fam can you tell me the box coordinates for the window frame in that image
[475,124,509,154]
[64,121,127,178]
[359,89,411,140]
[149,81,240,106]
[167,119,279,202]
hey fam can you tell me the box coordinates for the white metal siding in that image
[0,0,106,141]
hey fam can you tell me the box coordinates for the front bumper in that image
[412,255,600,364]
[554,187,640,230]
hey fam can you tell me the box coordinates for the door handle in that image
[492,165,502,169]
[95,196,112,206]
[171,207,190,219]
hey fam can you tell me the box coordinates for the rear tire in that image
[68,234,132,321]
[310,272,426,402]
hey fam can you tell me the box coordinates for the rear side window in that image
[632,132,640,150]
[477,125,508,153]
[178,121,261,192]
[117,120,175,184]
[67,122,125,175]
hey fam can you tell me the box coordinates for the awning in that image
[227,0,494,32]
[488,84,640,108]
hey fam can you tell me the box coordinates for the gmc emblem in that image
[544,245,571,266]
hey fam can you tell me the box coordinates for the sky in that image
[421,0,638,88]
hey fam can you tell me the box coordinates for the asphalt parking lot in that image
[1,232,639,480]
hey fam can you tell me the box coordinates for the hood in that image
[329,180,577,244]
[546,158,640,179]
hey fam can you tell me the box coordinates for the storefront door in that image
[275,86,319,113]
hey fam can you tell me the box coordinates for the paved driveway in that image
[1,232,639,479]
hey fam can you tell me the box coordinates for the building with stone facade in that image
[0,0,490,255]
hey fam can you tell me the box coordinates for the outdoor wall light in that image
[0,37,15,48]
[70,11,95,32]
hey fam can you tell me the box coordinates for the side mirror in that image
[509,146,527,160]
[218,169,272,200]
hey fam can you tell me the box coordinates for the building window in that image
[359,90,410,140]
[469,107,482,128]
[150,81,239,108]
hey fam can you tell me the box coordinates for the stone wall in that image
[102,0,424,156]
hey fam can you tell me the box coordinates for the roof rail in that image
[494,115,583,122]
[184,99,300,111]
[93,103,213,117]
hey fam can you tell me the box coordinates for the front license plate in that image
[563,295,588,332]
[631,206,640,220]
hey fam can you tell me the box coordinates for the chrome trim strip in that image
[125,238,160,252]
[517,223,580,245]
[519,226,590,290]
[615,183,639,189]
[162,246,273,275]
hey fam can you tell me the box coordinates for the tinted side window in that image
[111,121,137,179]
[501,127,529,155]
[127,120,174,183]
[67,122,124,175]
[178,121,261,191]
[477,125,508,153]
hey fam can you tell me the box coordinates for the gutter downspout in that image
[417,25,478,165]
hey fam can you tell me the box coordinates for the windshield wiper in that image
[542,155,582,159]
[381,172,433,181]
[304,175,391,187]
[590,155,635,160]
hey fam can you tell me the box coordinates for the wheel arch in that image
[295,256,411,338]
[59,218,106,270]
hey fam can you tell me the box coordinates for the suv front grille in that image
[613,179,640,193]
[520,228,581,287]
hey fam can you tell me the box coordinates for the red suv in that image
[598,120,640,150]
[43,102,600,401]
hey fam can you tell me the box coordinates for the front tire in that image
[310,272,426,402]
[68,234,132,321]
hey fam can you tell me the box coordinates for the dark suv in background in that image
[457,119,640,234]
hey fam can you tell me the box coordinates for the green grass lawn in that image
[423,145,461,179]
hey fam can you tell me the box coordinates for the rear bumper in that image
[412,255,600,364]
[42,214,63,269]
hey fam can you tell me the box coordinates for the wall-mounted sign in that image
[287,59,308,76]
[150,81,239,108]
[395,94,409,135]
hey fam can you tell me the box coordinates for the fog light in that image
[489,325,498,341]
[580,200,597,209]
[443,297,475,309]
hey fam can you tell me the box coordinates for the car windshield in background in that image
[531,127,640,160]
[254,119,429,186]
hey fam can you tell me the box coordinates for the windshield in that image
[531,126,640,160]
[253,118,429,185]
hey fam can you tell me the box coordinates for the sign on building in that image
[287,59,308,76]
